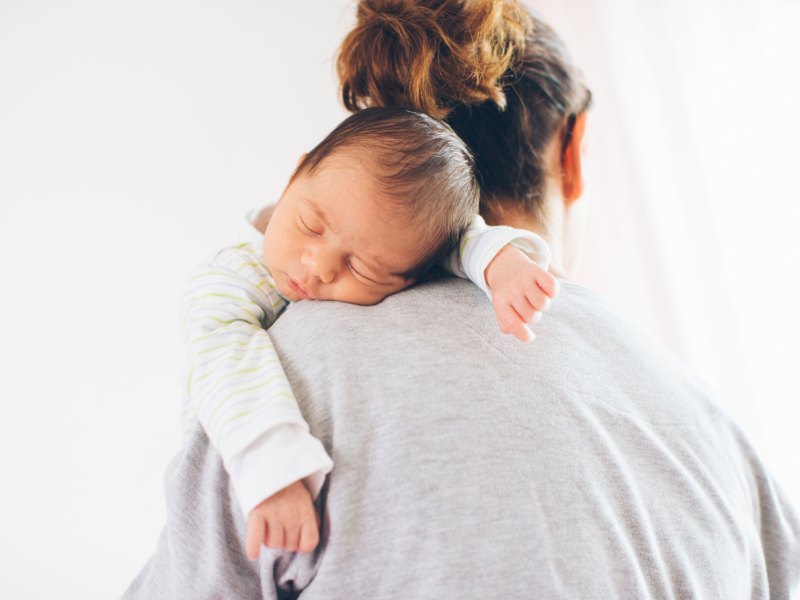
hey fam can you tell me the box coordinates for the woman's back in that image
[264,278,800,598]
[123,278,800,598]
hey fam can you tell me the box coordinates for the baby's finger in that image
[536,270,560,298]
[512,295,537,325]
[298,519,320,554]
[507,307,535,342]
[495,301,535,341]
[265,520,285,549]
[524,287,551,313]
[511,322,535,342]
[283,524,300,552]
[493,301,519,335]
[246,516,265,560]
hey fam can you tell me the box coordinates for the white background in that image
[1,1,797,598]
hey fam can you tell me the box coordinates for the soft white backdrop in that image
[0,1,797,598]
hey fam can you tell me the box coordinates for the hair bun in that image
[338,0,531,118]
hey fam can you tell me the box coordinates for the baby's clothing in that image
[179,214,550,516]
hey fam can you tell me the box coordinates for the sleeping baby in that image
[179,107,557,558]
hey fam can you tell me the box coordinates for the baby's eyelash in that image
[349,261,397,287]
[299,215,320,235]
[348,261,380,285]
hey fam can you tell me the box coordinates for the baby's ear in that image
[251,205,276,234]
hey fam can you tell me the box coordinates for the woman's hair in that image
[294,106,479,279]
[337,0,592,219]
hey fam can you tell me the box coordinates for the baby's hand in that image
[246,480,319,559]
[484,244,559,341]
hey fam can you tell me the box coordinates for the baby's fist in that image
[485,245,559,342]
[246,480,319,559]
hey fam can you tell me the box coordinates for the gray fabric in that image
[124,278,800,599]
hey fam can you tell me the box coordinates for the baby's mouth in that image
[286,275,313,300]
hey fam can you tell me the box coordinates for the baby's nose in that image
[302,248,338,284]
[316,260,336,284]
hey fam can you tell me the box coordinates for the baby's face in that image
[263,153,426,305]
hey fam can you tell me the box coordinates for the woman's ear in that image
[561,111,587,203]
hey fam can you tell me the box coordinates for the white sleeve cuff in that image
[462,225,551,298]
[226,423,334,516]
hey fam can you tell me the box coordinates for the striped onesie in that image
[179,214,550,516]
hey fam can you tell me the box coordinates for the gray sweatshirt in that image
[124,279,800,599]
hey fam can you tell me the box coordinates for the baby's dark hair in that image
[293,106,479,279]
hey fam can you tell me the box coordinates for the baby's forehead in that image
[304,154,409,217]
[307,185,424,248]
[312,146,383,180]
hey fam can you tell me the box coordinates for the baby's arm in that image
[179,242,333,556]
[443,215,559,341]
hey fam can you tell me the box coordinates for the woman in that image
[125,2,800,597]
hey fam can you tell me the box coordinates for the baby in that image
[179,107,557,559]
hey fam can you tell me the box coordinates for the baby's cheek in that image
[341,286,391,306]
[334,277,412,306]
[354,290,389,306]
[366,282,411,305]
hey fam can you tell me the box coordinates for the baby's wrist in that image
[485,244,523,289]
